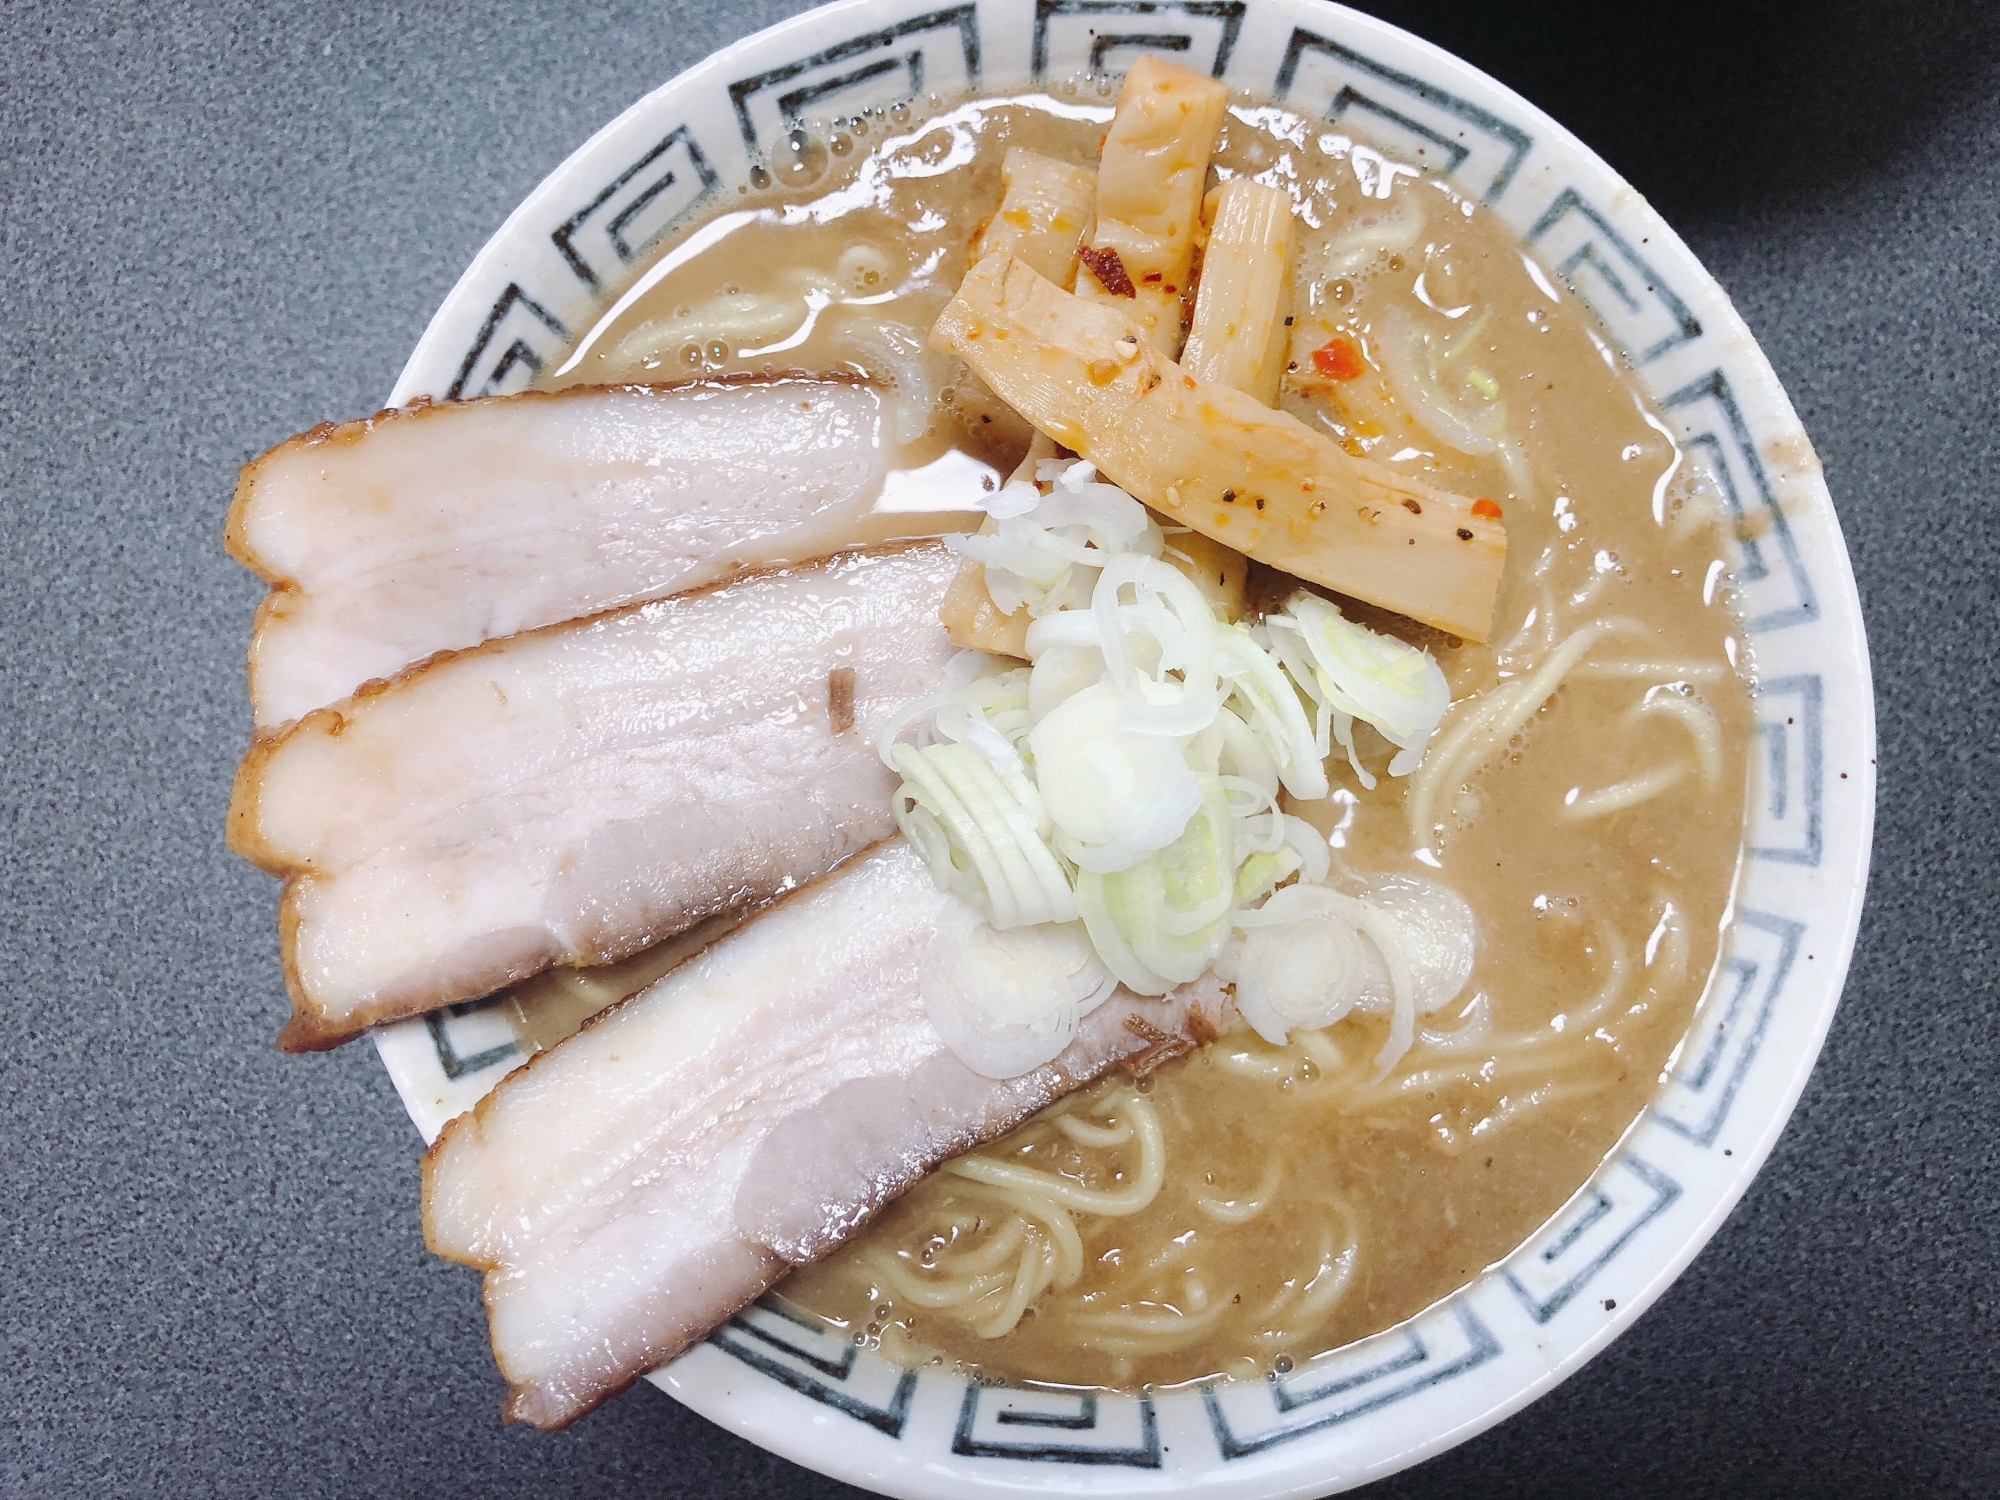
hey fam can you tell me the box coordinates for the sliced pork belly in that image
[229,379,980,726]
[422,841,1233,1429]
[227,543,959,1050]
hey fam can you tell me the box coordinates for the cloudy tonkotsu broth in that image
[537,87,1752,1392]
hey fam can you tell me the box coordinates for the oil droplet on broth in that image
[773,127,830,188]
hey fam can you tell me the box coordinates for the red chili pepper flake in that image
[1078,246,1136,298]
[1471,498,1504,520]
[1310,334,1366,380]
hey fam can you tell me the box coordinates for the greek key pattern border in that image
[392,4,1852,1479]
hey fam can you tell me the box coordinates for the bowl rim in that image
[372,0,1877,1492]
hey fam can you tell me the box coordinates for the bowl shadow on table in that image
[1373,0,1996,225]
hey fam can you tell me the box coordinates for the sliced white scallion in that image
[892,741,1076,929]
[1027,641,1106,722]
[1214,622,1327,800]
[1217,873,1476,1074]
[1223,884,1388,1046]
[1364,874,1477,1012]
[949,458,1162,617]
[920,904,1117,1078]
[887,661,1074,930]
[890,457,1484,1078]
[1268,592,1448,788]
[1030,680,1203,872]
[875,649,994,771]
[1090,553,1225,737]
[1075,776,1237,995]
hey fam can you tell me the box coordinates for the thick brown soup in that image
[533,87,1752,1391]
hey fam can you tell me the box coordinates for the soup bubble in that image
[774,127,829,187]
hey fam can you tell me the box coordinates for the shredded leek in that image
[1267,592,1449,787]
[1076,777,1237,994]
[888,662,1075,930]
[895,459,1474,1078]
[920,904,1116,1078]
[950,459,1162,616]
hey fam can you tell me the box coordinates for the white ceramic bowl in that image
[371,1,1876,1492]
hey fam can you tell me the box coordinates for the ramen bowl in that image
[371,0,1875,1492]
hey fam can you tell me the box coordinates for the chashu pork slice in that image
[229,378,978,727]
[227,543,959,1051]
[422,840,1233,1429]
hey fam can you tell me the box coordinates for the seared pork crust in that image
[421,842,1234,1428]
[227,543,959,1050]
[226,376,967,728]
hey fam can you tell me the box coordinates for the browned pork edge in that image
[220,373,871,585]
[418,952,1234,1428]
[265,858,843,1054]
[224,374,884,742]
[225,538,943,867]
[225,540,949,1051]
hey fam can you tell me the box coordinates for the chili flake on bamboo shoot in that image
[931,252,1509,642]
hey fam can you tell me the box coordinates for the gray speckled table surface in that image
[4,1,1996,1495]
